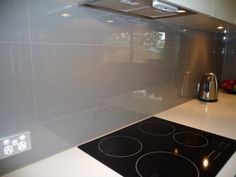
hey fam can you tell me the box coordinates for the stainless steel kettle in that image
[198,73,218,102]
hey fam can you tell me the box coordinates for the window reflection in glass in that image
[103,32,131,46]
[142,31,165,61]
[102,31,166,63]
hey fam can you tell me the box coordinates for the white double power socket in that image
[0,131,32,159]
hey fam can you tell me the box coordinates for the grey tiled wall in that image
[0,0,225,175]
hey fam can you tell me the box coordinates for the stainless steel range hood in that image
[79,0,196,19]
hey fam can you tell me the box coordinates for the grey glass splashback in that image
[222,31,236,80]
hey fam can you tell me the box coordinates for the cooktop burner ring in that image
[173,131,209,148]
[135,151,200,177]
[138,121,175,136]
[98,135,143,158]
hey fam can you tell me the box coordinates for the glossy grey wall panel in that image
[37,113,92,159]
[0,44,36,134]
[35,102,138,160]
[81,103,137,138]
[222,32,236,80]
[32,44,137,122]
[29,0,138,45]
[0,0,225,175]
[0,0,29,43]
[32,44,104,115]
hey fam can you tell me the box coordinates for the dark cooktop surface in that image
[78,117,236,177]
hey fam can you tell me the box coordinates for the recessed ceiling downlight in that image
[177,9,186,13]
[120,0,139,5]
[217,26,224,30]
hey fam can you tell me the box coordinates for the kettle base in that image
[198,97,218,102]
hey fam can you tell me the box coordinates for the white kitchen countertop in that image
[3,92,236,177]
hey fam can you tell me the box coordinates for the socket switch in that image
[0,131,32,159]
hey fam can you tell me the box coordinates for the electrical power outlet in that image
[0,131,32,159]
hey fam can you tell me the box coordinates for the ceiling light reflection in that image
[217,26,224,30]
[177,9,186,13]
[61,13,71,17]
[174,148,179,154]
[202,158,209,169]
[107,19,114,23]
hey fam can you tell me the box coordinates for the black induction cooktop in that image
[78,117,236,177]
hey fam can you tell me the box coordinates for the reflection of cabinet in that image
[213,0,236,24]
[162,0,236,24]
